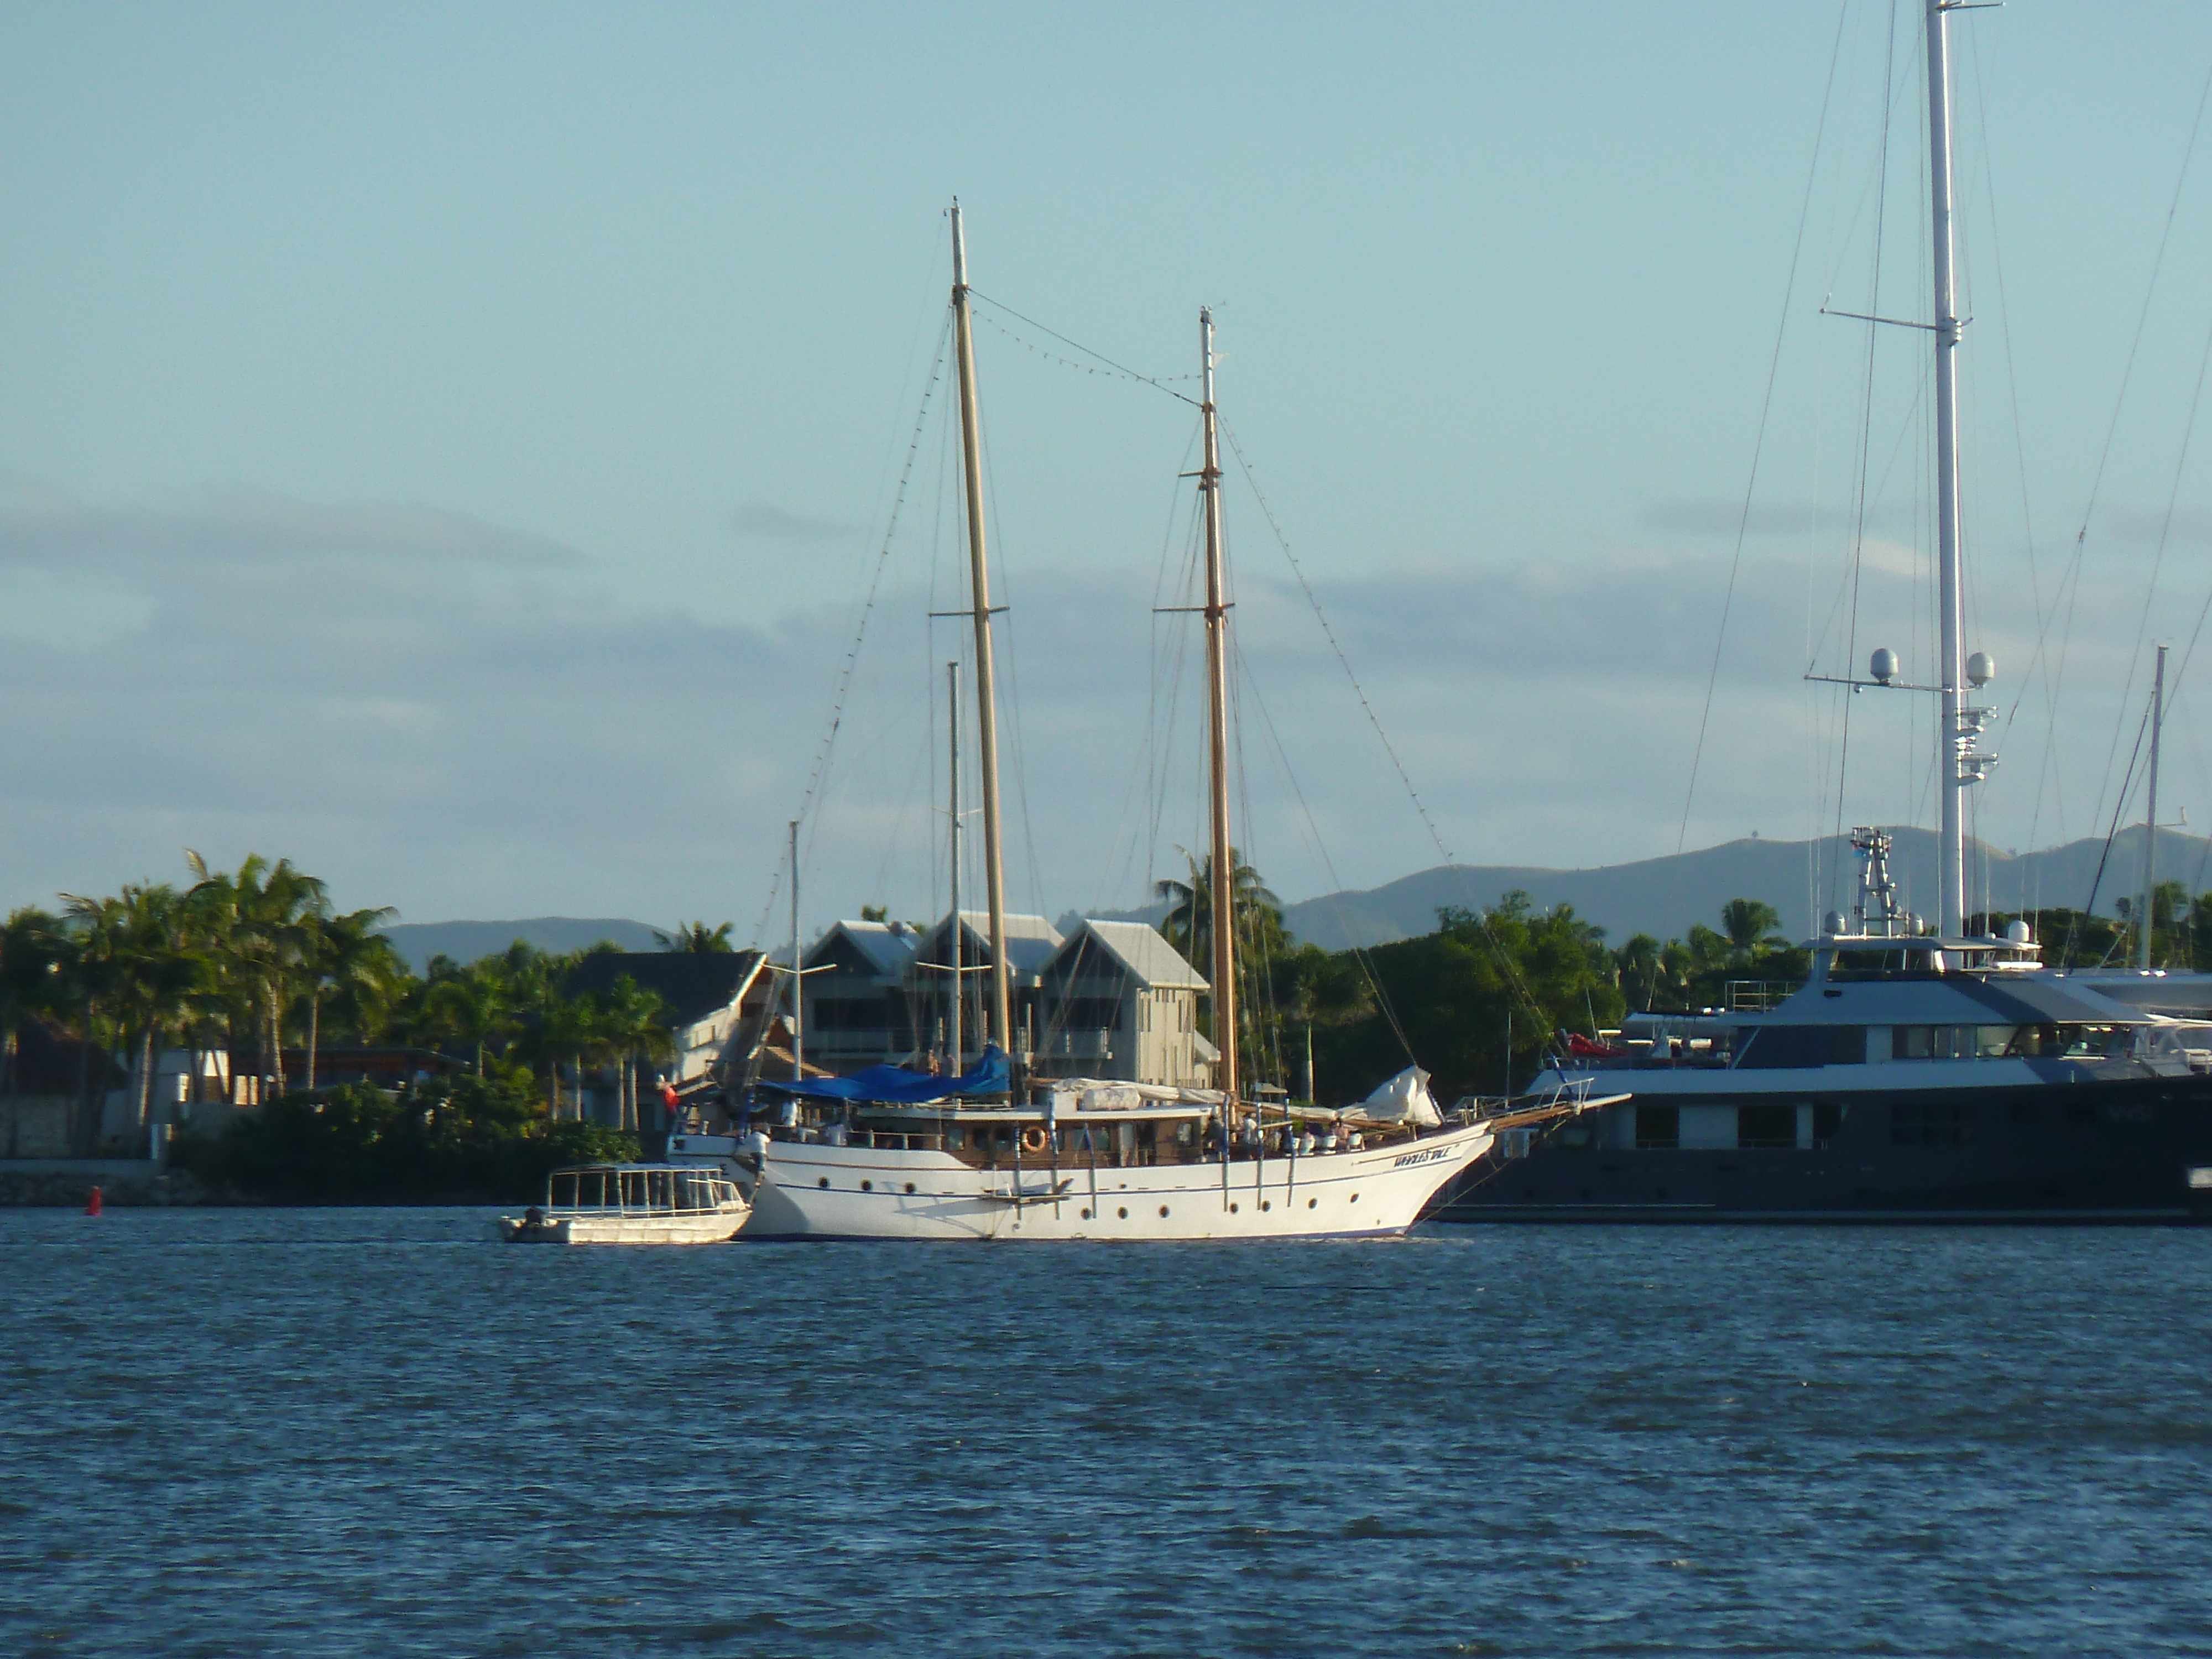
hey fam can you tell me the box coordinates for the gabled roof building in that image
[1032,919,1213,1088]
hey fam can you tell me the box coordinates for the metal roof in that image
[807,919,922,979]
[1047,919,1208,990]
[910,910,1065,978]
[562,950,768,1025]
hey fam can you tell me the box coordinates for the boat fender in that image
[1021,1125,1048,1154]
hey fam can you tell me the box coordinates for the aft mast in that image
[948,201,1013,1057]
[1198,307,1239,1107]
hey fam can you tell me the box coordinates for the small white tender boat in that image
[498,1164,749,1245]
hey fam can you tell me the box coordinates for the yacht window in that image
[1812,1102,1845,1146]
[1635,1105,1679,1150]
[1737,1103,1798,1149]
[1736,1026,1865,1068]
[1891,1101,1971,1146]
[1891,1025,2019,1061]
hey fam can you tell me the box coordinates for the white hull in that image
[744,1122,1494,1240]
[498,1209,747,1245]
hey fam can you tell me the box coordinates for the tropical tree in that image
[298,905,401,1091]
[1310,891,1623,1103]
[185,852,329,1098]
[655,921,735,953]
[595,974,674,1130]
[1,907,65,1156]
[62,884,214,1141]
[419,962,510,1076]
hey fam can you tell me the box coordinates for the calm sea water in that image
[4,1211,2211,1658]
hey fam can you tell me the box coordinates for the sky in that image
[6,2,2212,944]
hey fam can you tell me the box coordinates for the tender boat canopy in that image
[755,1046,1010,1103]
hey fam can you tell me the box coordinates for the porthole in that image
[1307,1198,1317,1209]
[860,1180,872,1192]
[904,1182,916,1195]
[1349,1193,1359,1203]
[1117,1206,1128,1219]
[1229,1203,1238,1214]
[1081,1207,1092,1219]
[817,1177,830,1188]
[1260,1201,1271,1212]
[1159,1205,1170,1218]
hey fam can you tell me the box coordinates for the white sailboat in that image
[732,207,1500,1240]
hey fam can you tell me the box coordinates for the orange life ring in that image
[1021,1125,1048,1154]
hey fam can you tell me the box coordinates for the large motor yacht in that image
[1441,829,2212,1222]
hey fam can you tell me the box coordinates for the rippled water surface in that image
[6,1212,2212,1656]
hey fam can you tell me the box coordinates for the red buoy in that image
[85,1185,103,1217]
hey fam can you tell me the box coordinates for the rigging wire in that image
[1678,1,1851,856]
[1827,0,1903,915]
[748,311,953,950]
[2026,54,2212,862]
[1215,418,1552,1032]
[964,290,1202,408]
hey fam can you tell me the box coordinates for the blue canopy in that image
[754,1046,1010,1104]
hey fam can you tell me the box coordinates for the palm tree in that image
[299,906,399,1092]
[1155,849,1281,975]
[63,884,212,1140]
[187,852,328,1098]
[597,974,674,1130]
[420,964,510,1076]
[1719,899,1784,955]
[1,907,65,1157]
[655,921,735,953]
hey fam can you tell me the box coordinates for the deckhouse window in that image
[1635,1105,1679,1149]
[1736,1026,1865,1068]
[1736,1103,1798,1149]
[1891,1025,2025,1061]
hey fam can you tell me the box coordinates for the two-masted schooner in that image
[724,204,1500,1240]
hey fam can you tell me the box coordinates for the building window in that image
[1635,1105,1679,1149]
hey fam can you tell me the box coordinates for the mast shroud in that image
[1199,307,1239,1107]
[948,201,1013,1056]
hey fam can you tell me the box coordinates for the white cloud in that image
[3,478,2205,940]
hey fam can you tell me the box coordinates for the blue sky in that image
[6,3,2212,941]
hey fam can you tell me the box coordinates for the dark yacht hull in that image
[1434,1073,2212,1223]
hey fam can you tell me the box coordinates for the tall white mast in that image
[2141,643,2168,969]
[1199,307,1238,1107]
[1926,0,1997,938]
[948,201,1013,1056]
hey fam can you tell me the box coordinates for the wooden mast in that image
[1198,306,1238,1107]
[948,200,1013,1056]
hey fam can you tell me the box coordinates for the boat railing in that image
[546,1165,744,1214]
[1724,979,1796,1011]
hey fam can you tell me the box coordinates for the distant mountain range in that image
[1266,826,2212,951]
[378,916,663,972]
[383,826,2209,969]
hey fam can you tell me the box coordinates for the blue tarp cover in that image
[754,1046,1010,1104]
